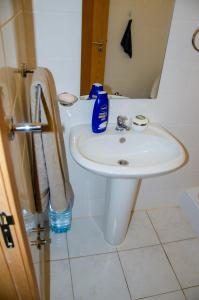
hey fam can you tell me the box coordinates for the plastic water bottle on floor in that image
[48,204,72,233]
[22,209,36,233]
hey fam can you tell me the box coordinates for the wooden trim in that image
[80,0,94,95]
[0,244,18,299]
[0,102,40,300]
[80,0,110,95]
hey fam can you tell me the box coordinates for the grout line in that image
[134,289,184,300]
[67,244,162,261]
[162,237,198,245]
[69,249,118,260]
[116,249,133,300]
[162,237,197,245]
[66,235,75,300]
[65,238,198,261]
[117,235,198,253]
[146,211,188,300]
[117,243,160,253]
[183,284,199,291]
[45,257,69,262]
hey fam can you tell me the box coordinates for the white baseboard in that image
[180,187,199,237]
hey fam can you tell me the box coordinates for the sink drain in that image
[119,137,126,143]
[118,159,129,166]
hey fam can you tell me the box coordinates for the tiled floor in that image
[31,207,199,300]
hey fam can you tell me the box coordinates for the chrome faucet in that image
[115,115,131,131]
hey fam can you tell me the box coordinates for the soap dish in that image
[58,92,78,106]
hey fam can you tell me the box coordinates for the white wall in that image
[30,0,82,95]
[31,0,199,217]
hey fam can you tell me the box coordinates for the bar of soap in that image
[132,115,149,132]
[58,92,78,106]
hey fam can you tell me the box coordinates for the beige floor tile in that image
[46,231,68,261]
[117,210,159,251]
[148,207,196,243]
[67,217,116,257]
[119,245,180,299]
[49,260,73,300]
[164,239,199,288]
[70,253,131,300]
[144,290,185,300]
[183,286,199,300]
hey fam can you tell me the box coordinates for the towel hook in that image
[128,11,132,19]
[192,29,199,52]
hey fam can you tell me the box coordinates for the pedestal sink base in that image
[103,178,140,245]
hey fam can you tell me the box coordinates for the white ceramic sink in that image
[70,123,186,245]
[70,124,185,178]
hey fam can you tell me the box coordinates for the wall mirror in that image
[80,0,175,99]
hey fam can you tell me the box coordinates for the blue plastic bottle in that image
[88,83,103,99]
[49,204,72,233]
[92,91,109,133]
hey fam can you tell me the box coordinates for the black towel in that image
[121,19,132,58]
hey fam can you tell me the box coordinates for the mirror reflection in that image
[80,0,175,99]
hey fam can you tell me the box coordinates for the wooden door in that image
[0,100,40,299]
[81,0,110,95]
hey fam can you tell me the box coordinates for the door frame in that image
[80,0,110,95]
[0,101,40,300]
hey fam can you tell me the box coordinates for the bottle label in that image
[99,112,107,119]
[101,105,107,110]
[99,122,107,129]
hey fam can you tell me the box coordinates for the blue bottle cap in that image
[88,83,103,99]
[97,91,108,100]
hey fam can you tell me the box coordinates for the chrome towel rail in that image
[13,122,42,132]
[8,84,48,141]
[8,117,44,141]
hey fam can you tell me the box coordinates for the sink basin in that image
[70,124,185,178]
[70,123,186,245]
